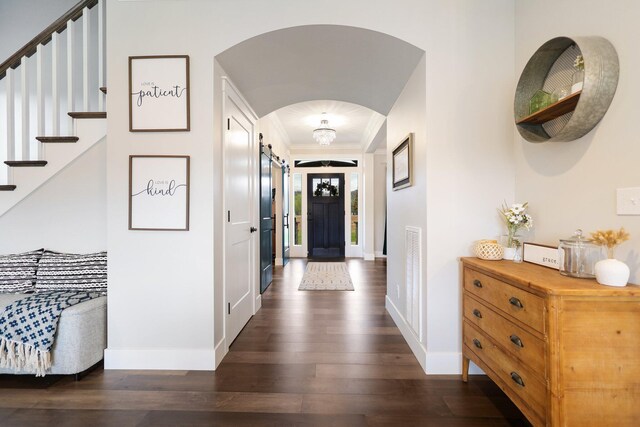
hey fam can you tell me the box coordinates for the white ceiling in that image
[266,100,386,149]
[216,25,425,117]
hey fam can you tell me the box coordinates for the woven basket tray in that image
[474,240,504,260]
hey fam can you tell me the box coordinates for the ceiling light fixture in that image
[313,113,336,146]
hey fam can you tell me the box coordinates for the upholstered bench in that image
[0,293,107,375]
[0,249,107,377]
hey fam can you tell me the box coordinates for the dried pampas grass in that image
[589,228,630,248]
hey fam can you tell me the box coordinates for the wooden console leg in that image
[462,355,470,383]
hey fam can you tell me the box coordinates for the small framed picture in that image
[523,242,559,270]
[129,55,190,132]
[129,155,190,231]
[392,133,413,191]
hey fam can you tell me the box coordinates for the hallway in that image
[0,258,529,426]
[216,258,529,425]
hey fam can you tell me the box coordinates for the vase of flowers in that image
[571,54,585,94]
[590,228,630,287]
[499,202,533,262]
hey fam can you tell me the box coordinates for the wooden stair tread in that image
[100,87,107,94]
[36,136,79,143]
[68,112,106,119]
[4,160,48,167]
[0,185,17,191]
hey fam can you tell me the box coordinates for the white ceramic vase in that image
[501,234,523,263]
[594,258,630,287]
[503,247,516,261]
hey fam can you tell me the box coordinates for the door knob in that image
[250,227,257,233]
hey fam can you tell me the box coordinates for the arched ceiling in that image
[216,25,425,117]
[266,100,386,150]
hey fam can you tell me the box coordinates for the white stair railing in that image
[0,0,106,186]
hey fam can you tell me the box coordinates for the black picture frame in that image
[392,133,413,191]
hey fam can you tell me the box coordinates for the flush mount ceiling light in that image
[313,113,336,146]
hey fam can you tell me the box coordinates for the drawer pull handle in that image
[509,296,524,309]
[510,334,524,348]
[473,279,483,288]
[473,338,483,349]
[510,371,525,387]
[472,309,482,319]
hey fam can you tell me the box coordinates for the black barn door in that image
[259,144,273,293]
[307,173,345,258]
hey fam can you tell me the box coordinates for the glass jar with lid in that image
[558,229,604,278]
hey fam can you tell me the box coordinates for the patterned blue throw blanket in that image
[0,291,100,376]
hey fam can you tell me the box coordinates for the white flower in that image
[499,201,533,234]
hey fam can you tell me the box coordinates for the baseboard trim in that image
[424,351,486,375]
[104,348,215,370]
[385,296,427,372]
[374,251,387,258]
[213,338,227,370]
[425,352,462,374]
[363,252,375,261]
[255,293,262,312]
[274,258,283,266]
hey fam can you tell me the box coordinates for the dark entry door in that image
[307,173,345,258]
[259,145,273,293]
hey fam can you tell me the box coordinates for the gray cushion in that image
[35,251,107,294]
[0,249,43,294]
[0,293,107,375]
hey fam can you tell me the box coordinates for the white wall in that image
[515,0,640,284]
[0,0,78,62]
[423,2,515,372]
[105,1,216,370]
[386,55,428,367]
[257,116,290,164]
[374,152,387,256]
[105,0,515,372]
[212,60,226,361]
[0,139,106,255]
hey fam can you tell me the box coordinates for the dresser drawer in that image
[463,321,547,421]
[464,267,545,333]
[464,293,546,376]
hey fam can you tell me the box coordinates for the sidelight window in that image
[293,173,302,245]
[351,173,358,245]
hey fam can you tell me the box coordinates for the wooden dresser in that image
[461,257,640,426]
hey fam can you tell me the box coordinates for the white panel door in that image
[224,85,256,345]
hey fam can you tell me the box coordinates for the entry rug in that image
[298,262,354,291]
[0,290,101,376]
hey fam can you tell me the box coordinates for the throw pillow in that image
[0,249,44,294]
[35,251,107,294]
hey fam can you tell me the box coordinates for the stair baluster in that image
[0,0,106,195]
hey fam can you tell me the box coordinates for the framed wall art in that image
[129,155,190,231]
[129,55,190,132]
[392,133,413,191]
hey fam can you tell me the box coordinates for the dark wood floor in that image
[0,258,530,426]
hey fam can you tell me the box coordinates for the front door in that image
[307,173,345,258]
[282,166,290,265]
[223,82,256,345]
[259,142,273,293]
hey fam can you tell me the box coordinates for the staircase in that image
[0,0,106,216]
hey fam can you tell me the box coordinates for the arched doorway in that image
[214,24,426,357]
